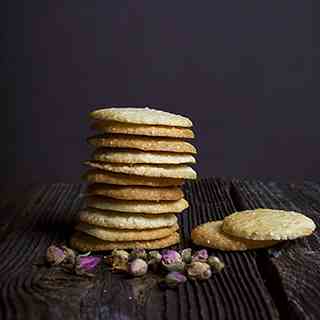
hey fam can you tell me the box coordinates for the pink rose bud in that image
[46,245,66,266]
[192,249,208,262]
[78,256,101,271]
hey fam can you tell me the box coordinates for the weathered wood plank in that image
[0,180,283,320]
[231,179,320,320]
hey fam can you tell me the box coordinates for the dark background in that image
[2,1,319,188]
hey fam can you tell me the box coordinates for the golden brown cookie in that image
[75,222,179,241]
[91,121,194,138]
[84,161,197,179]
[92,149,196,164]
[86,184,184,201]
[83,170,184,187]
[222,208,316,240]
[87,196,189,214]
[70,231,180,251]
[87,135,197,154]
[191,220,280,251]
[89,107,192,127]
[79,208,178,229]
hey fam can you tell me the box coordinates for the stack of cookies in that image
[70,107,197,252]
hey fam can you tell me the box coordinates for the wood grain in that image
[231,179,320,320]
[1,178,319,319]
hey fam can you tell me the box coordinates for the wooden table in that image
[1,178,319,320]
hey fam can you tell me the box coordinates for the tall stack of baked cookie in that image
[70,107,197,252]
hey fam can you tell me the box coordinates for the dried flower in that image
[61,245,76,269]
[164,272,187,288]
[161,250,182,265]
[161,250,185,272]
[207,256,225,272]
[46,245,66,266]
[148,250,162,263]
[128,258,148,277]
[181,248,192,264]
[110,249,129,272]
[148,251,162,272]
[130,248,147,261]
[192,249,208,262]
[75,256,101,276]
[186,262,212,280]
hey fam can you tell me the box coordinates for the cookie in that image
[84,162,197,179]
[79,208,178,229]
[87,135,197,154]
[89,107,192,127]
[75,222,179,241]
[93,149,196,164]
[70,231,180,251]
[84,170,184,187]
[87,196,189,214]
[91,121,194,139]
[222,208,316,240]
[86,184,184,201]
[191,221,280,251]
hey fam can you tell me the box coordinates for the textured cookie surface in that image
[70,231,180,251]
[84,170,184,187]
[87,135,197,154]
[87,196,189,214]
[222,208,316,240]
[91,121,194,138]
[93,149,196,164]
[75,222,179,241]
[86,184,184,201]
[191,221,280,251]
[85,161,197,179]
[79,208,178,229]
[89,107,192,127]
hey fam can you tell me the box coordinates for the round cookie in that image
[86,184,184,201]
[70,231,180,251]
[75,222,179,241]
[91,121,194,139]
[87,135,197,154]
[87,196,189,214]
[84,170,184,187]
[84,161,197,179]
[89,107,192,127]
[191,221,280,251]
[79,209,178,229]
[93,149,196,164]
[222,208,316,240]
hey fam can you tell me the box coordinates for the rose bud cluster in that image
[105,247,225,289]
[45,245,101,277]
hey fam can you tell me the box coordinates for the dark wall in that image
[2,1,319,187]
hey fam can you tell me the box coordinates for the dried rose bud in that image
[164,272,187,288]
[111,249,129,272]
[161,250,185,272]
[192,249,208,262]
[128,258,148,277]
[61,245,76,269]
[181,248,192,264]
[130,249,147,260]
[80,256,101,270]
[147,251,162,272]
[75,256,101,276]
[186,262,212,281]
[148,250,162,263]
[46,245,66,266]
[208,256,225,272]
[161,250,182,265]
